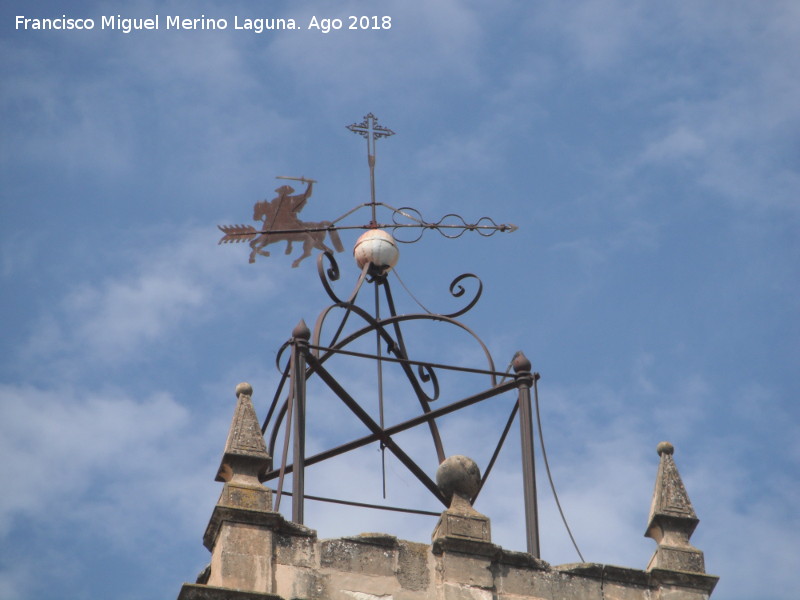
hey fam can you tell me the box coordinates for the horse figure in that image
[248,181,344,268]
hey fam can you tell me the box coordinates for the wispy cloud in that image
[20,227,285,369]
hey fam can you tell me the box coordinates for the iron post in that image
[291,320,311,524]
[513,351,540,557]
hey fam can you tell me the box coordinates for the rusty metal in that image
[217,113,516,267]
[218,209,517,252]
[472,400,519,505]
[513,351,540,558]
[218,177,344,268]
[273,374,294,514]
[533,373,585,562]
[346,112,394,225]
[306,344,507,379]
[305,351,448,506]
[262,255,500,483]
[290,320,310,524]
[269,489,440,518]
[221,114,552,558]
[262,373,519,482]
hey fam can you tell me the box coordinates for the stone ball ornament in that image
[657,441,675,456]
[235,382,253,398]
[353,229,399,273]
[436,455,481,506]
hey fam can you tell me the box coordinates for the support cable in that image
[533,375,585,562]
[392,268,433,314]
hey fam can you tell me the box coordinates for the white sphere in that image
[353,229,399,272]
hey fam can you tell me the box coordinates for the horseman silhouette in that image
[249,178,344,267]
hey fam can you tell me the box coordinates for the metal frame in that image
[258,251,542,557]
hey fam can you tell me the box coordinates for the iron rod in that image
[222,223,515,236]
[268,489,440,517]
[274,387,294,513]
[291,335,308,524]
[374,277,387,498]
[382,277,445,462]
[472,401,519,504]
[517,373,540,557]
[309,344,507,377]
[305,353,449,506]
[262,378,518,481]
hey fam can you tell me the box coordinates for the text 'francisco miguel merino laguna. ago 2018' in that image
[15,14,393,34]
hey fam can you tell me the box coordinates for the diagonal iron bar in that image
[262,377,518,482]
[308,344,508,378]
[304,352,448,506]
[471,401,519,505]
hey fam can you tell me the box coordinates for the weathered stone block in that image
[326,574,398,599]
[275,531,317,568]
[177,583,282,600]
[435,512,491,542]
[603,580,651,600]
[207,522,273,592]
[219,483,272,512]
[659,585,713,600]
[493,562,550,597]
[274,564,328,599]
[647,545,705,573]
[441,552,494,589]
[443,582,494,600]
[397,541,430,591]
[320,538,397,577]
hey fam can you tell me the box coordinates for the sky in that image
[1,1,798,599]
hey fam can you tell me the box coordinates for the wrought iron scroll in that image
[391,207,517,243]
[218,114,516,267]
[260,262,505,499]
[226,113,548,557]
[257,293,545,558]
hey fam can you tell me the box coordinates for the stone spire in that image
[215,382,271,485]
[196,383,276,595]
[645,441,706,573]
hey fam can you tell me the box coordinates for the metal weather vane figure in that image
[217,113,517,267]
[218,176,344,268]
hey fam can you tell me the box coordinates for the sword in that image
[276,176,317,184]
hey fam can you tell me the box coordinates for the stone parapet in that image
[177,387,718,599]
[177,584,282,600]
[188,530,715,600]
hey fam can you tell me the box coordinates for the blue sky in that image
[1,1,798,599]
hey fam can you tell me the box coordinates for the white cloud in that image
[0,384,210,533]
[641,126,707,163]
[0,379,231,599]
[267,0,484,108]
[558,0,646,70]
[21,226,285,368]
[0,5,297,193]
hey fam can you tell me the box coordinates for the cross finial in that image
[347,113,395,224]
[347,112,395,159]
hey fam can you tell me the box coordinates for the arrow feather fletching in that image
[217,224,258,244]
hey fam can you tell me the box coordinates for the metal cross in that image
[347,113,395,225]
[347,113,395,160]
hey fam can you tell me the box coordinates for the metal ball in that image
[353,229,399,273]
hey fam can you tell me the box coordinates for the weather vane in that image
[217,113,517,267]
[211,115,586,562]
